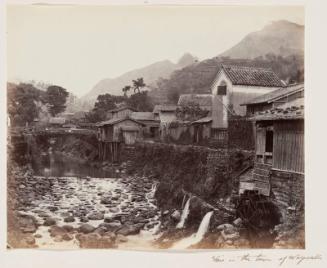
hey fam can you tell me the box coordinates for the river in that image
[24,152,161,249]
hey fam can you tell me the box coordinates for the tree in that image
[126,91,154,112]
[122,85,131,96]
[46,85,69,116]
[85,94,126,122]
[132,78,146,93]
[7,83,45,126]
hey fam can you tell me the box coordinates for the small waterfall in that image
[176,197,191,229]
[181,194,186,209]
[172,211,214,249]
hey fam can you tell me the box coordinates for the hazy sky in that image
[7,5,304,96]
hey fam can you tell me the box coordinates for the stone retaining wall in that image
[270,169,304,219]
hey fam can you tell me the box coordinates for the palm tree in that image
[132,78,146,93]
[122,85,131,96]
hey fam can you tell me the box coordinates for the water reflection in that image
[32,151,118,178]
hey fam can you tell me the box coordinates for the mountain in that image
[81,53,198,104]
[155,20,304,103]
[221,20,304,59]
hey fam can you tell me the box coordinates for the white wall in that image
[211,69,280,128]
[159,111,176,123]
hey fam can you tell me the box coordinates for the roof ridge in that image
[222,64,274,72]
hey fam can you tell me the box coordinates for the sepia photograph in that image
[6,3,305,251]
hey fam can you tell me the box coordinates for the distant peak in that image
[264,20,303,30]
[177,53,198,67]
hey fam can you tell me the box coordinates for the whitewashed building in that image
[210,65,284,140]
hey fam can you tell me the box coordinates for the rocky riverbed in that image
[12,171,161,249]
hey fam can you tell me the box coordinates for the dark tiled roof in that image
[153,104,178,113]
[221,65,284,87]
[253,98,304,121]
[96,116,145,127]
[241,83,304,106]
[178,94,212,110]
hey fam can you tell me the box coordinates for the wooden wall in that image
[273,120,304,173]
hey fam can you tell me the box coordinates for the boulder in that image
[49,226,67,237]
[221,230,240,241]
[80,216,89,223]
[100,196,112,205]
[116,223,145,236]
[87,211,104,221]
[62,233,74,241]
[64,216,75,223]
[170,210,181,222]
[79,223,96,234]
[233,218,243,227]
[109,207,120,213]
[43,217,56,226]
[62,225,75,232]
[217,223,235,233]
[106,221,122,228]
[19,215,38,233]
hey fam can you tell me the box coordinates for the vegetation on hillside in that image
[155,54,304,103]
[85,78,154,122]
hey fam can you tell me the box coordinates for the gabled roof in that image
[178,94,212,109]
[241,83,304,106]
[153,104,178,113]
[96,116,145,127]
[219,65,284,87]
[253,98,304,121]
[107,106,137,114]
[130,112,157,121]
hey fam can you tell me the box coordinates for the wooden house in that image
[153,104,178,123]
[97,117,144,144]
[239,97,304,218]
[191,116,212,143]
[130,112,160,139]
[210,65,284,141]
[106,106,137,120]
[96,117,145,162]
[241,83,304,116]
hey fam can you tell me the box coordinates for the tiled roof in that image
[153,104,178,113]
[130,112,157,121]
[253,98,304,121]
[96,116,145,127]
[191,116,212,124]
[221,65,284,87]
[241,83,304,106]
[107,106,137,113]
[178,94,212,110]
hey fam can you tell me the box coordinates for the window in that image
[265,130,274,153]
[217,81,227,95]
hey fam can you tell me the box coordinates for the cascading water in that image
[181,194,186,209]
[176,197,191,229]
[171,211,214,249]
